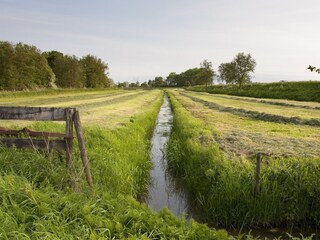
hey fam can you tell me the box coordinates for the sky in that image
[1,0,320,83]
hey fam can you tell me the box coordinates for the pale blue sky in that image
[1,0,320,83]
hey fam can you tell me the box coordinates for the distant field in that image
[0,89,161,128]
[173,89,320,157]
[189,81,320,102]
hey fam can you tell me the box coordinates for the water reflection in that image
[147,94,190,217]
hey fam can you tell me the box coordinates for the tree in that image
[166,72,177,86]
[153,76,166,87]
[0,41,16,89]
[200,59,215,87]
[0,41,54,90]
[81,54,113,88]
[218,62,237,84]
[140,81,148,87]
[233,52,256,88]
[45,51,85,88]
[128,81,140,88]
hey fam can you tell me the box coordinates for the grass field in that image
[0,88,318,239]
[167,89,320,235]
[184,91,320,120]
[0,89,230,239]
[175,90,320,158]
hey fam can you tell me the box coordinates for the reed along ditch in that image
[146,94,191,218]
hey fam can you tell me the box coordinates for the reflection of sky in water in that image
[147,95,191,218]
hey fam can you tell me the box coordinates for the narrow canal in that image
[147,94,190,217]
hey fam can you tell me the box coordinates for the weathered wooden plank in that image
[0,138,66,150]
[0,127,66,138]
[0,106,75,121]
[65,108,76,190]
[74,111,93,186]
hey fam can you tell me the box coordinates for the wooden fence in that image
[0,106,93,189]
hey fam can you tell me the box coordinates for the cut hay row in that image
[203,93,320,110]
[171,90,320,158]
[185,91,320,120]
[181,91,320,127]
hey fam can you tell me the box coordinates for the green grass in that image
[189,81,320,102]
[208,94,320,110]
[172,90,320,158]
[0,89,161,129]
[181,91,320,127]
[0,89,230,239]
[0,174,229,239]
[184,91,320,120]
[167,90,320,234]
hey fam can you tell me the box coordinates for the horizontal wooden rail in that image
[0,106,75,121]
[0,138,66,150]
[0,127,66,138]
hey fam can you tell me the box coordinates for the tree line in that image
[121,52,256,89]
[0,41,113,90]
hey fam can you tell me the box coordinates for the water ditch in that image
[146,94,191,218]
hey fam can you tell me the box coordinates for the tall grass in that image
[167,92,320,232]
[0,90,231,239]
[189,81,320,102]
[0,174,229,239]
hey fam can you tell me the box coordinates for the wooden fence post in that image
[73,111,93,187]
[65,108,76,189]
[0,106,92,189]
[254,152,262,196]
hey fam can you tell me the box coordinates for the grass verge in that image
[167,90,320,234]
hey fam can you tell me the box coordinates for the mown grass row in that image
[181,92,320,127]
[205,94,320,110]
[172,90,320,159]
[167,91,320,234]
[0,89,125,106]
[189,81,320,102]
[0,88,119,98]
[0,90,231,239]
[184,91,320,120]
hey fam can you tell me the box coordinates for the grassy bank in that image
[189,81,320,102]
[175,91,320,159]
[167,90,320,234]
[0,89,231,239]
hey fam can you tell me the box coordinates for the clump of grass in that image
[167,91,320,233]
[0,174,229,239]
